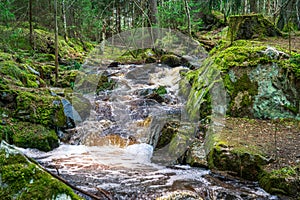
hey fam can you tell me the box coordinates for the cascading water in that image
[19,63,278,200]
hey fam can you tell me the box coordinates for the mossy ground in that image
[0,26,98,153]
[0,120,59,152]
[0,148,82,199]
[206,117,300,197]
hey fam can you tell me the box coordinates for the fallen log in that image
[25,154,112,200]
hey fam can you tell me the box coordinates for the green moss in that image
[15,89,64,127]
[289,53,300,78]
[229,73,258,117]
[0,51,12,61]
[1,121,59,151]
[227,14,282,41]
[0,60,41,88]
[160,54,182,67]
[155,85,167,96]
[259,166,300,196]
[156,122,179,149]
[0,149,82,199]
[34,53,55,62]
[213,41,268,71]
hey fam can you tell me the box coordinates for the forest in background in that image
[1,0,300,46]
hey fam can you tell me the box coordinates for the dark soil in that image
[219,117,300,171]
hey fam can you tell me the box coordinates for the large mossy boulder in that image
[14,88,65,127]
[0,141,82,199]
[0,121,59,152]
[184,40,300,120]
[228,14,282,41]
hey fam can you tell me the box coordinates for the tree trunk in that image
[244,0,248,14]
[62,0,68,42]
[115,1,121,33]
[149,0,158,26]
[54,0,59,84]
[100,19,106,54]
[29,0,33,48]
[277,0,297,30]
[296,0,300,29]
[184,0,191,36]
[250,0,258,13]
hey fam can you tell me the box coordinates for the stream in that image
[20,63,278,199]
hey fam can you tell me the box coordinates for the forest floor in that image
[260,34,300,54]
[219,117,300,171]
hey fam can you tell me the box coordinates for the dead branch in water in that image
[25,155,112,200]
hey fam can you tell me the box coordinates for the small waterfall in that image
[70,64,188,152]
[18,63,277,199]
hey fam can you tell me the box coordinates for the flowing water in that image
[20,64,278,199]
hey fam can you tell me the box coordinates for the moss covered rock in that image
[0,141,82,199]
[152,121,196,165]
[207,140,269,180]
[161,54,182,67]
[0,121,59,152]
[228,14,282,41]
[185,40,300,120]
[155,121,179,150]
[259,166,300,197]
[185,141,207,167]
[15,88,65,127]
[0,59,40,88]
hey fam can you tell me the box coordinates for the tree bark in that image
[54,0,59,84]
[117,3,121,32]
[277,0,297,30]
[62,0,68,42]
[29,0,33,48]
[184,0,191,36]
[296,0,300,29]
[149,0,158,26]
[250,0,258,13]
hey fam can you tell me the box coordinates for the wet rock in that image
[0,141,81,199]
[108,61,120,68]
[152,122,196,165]
[70,94,91,122]
[155,121,179,150]
[185,142,207,168]
[145,93,165,103]
[82,134,138,147]
[157,190,202,200]
[95,101,113,121]
[61,98,82,127]
[161,54,182,67]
